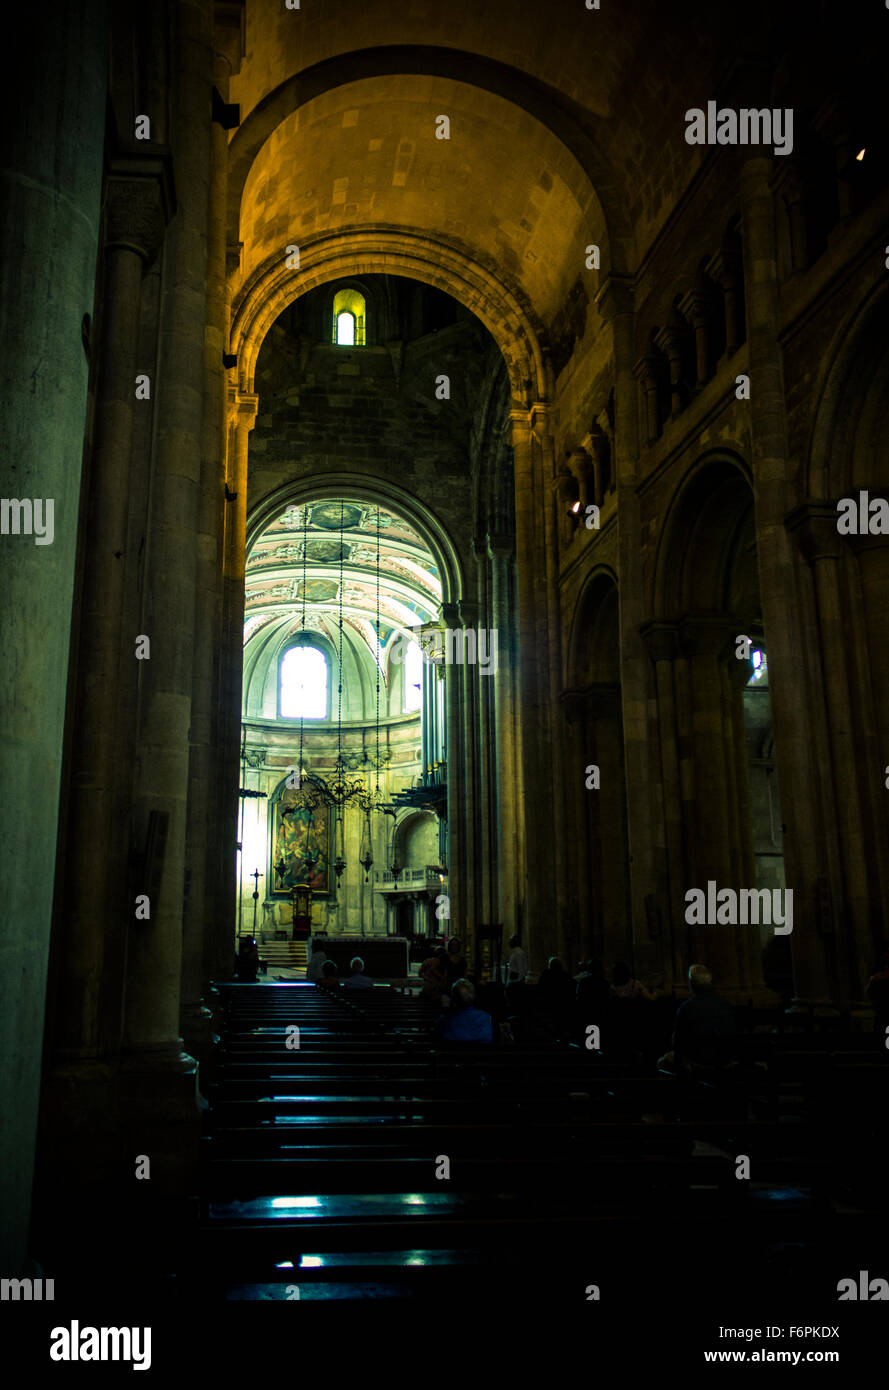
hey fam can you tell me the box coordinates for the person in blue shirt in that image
[343,955,374,989]
[437,979,494,1044]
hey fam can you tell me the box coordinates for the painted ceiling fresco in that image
[245,499,443,662]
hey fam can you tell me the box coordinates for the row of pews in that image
[194,981,889,1304]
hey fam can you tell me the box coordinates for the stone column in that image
[509,407,552,963]
[848,533,889,930]
[706,247,744,357]
[123,0,213,1104]
[217,388,258,975]
[655,317,685,417]
[741,153,833,1007]
[442,601,465,940]
[788,507,871,1003]
[0,0,106,1271]
[642,621,686,993]
[57,163,171,1067]
[183,34,233,1049]
[678,287,711,388]
[488,534,520,941]
[535,406,569,963]
[457,596,481,961]
[633,353,660,445]
[769,161,809,274]
[599,277,662,979]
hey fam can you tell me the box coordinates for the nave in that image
[160,982,889,1306]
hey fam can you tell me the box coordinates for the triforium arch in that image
[563,567,631,971]
[645,452,776,1000]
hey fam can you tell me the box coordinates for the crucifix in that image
[251,867,263,937]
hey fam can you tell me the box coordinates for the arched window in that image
[280,645,329,718]
[403,638,423,713]
[332,287,366,346]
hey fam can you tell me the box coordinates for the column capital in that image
[509,406,533,446]
[785,501,846,564]
[705,246,743,291]
[226,241,244,277]
[227,388,259,431]
[632,352,659,387]
[768,155,807,206]
[530,402,551,441]
[677,287,709,330]
[640,619,680,664]
[595,274,635,323]
[678,611,746,661]
[104,149,176,261]
[560,682,621,722]
[487,532,515,560]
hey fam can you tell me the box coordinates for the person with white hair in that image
[343,956,374,989]
[668,963,736,1071]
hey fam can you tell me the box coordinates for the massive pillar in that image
[0,1,107,1269]
[123,0,213,1142]
[183,32,234,1051]
[488,535,520,943]
[509,408,555,966]
[56,164,171,1072]
[741,156,833,1007]
[216,389,257,979]
[597,276,663,980]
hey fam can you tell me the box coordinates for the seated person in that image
[318,960,339,989]
[445,937,468,987]
[437,979,493,1044]
[343,955,374,989]
[234,936,259,982]
[576,957,611,1018]
[668,963,736,1071]
[305,947,328,982]
[611,961,656,1001]
[419,947,449,1000]
[506,934,529,985]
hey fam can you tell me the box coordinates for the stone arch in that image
[226,46,634,282]
[648,452,774,997]
[246,472,465,614]
[651,451,756,621]
[808,279,889,500]
[567,565,621,687]
[231,230,549,409]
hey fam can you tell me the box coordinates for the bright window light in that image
[336,310,355,345]
[747,649,768,686]
[281,647,328,718]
